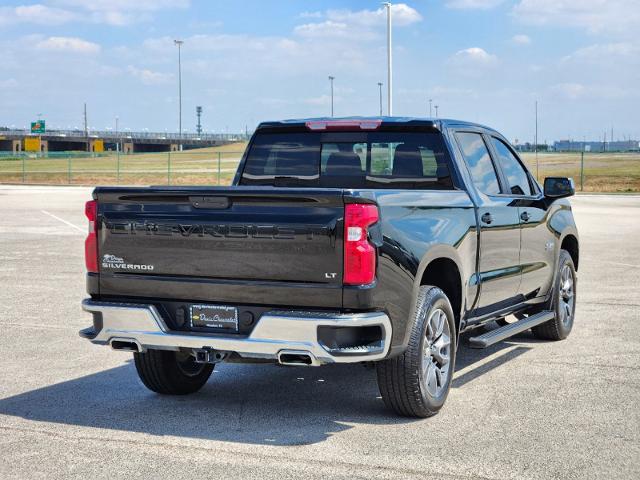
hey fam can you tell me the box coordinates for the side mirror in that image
[544,177,575,199]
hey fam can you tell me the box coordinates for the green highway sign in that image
[31,120,45,134]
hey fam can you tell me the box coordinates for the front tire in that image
[532,249,577,340]
[376,286,456,418]
[134,349,214,395]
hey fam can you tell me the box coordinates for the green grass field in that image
[520,152,640,192]
[0,143,248,186]
[0,144,638,192]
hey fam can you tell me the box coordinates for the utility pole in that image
[174,39,184,150]
[196,106,202,136]
[384,2,393,116]
[328,76,335,117]
[535,100,539,179]
[429,99,433,117]
[378,82,383,116]
[83,102,88,152]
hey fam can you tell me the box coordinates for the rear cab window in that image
[240,129,454,189]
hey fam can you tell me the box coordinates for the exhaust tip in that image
[277,350,317,366]
[110,339,141,352]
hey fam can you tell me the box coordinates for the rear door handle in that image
[481,212,493,225]
[520,211,530,222]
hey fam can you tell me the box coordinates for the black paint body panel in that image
[87,118,579,357]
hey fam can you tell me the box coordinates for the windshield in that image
[240,131,454,189]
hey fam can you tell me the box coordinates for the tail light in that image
[343,204,379,285]
[85,200,98,273]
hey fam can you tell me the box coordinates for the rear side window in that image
[490,137,532,196]
[455,132,501,196]
[240,131,454,189]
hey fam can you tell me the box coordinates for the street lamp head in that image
[328,75,335,81]
[174,39,184,46]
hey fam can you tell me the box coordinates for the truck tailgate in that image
[94,187,345,308]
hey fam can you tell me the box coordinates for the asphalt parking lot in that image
[0,185,638,479]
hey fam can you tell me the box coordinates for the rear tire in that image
[376,286,456,418]
[532,249,576,341]
[134,349,214,395]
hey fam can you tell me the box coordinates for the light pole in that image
[378,82,383,116]
[535,100,539,179]
[383,2,393,116]
[429,99,432,117]
[328,75,335,117]
[115,116,119,152]
[174,39,184,150]
[434,105,439,118]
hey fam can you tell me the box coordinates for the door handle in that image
[481,212,493,225]
[520,211,530,222]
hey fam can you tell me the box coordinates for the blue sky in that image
[0,0,638,143]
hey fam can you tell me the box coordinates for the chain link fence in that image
[520,152,640,193]
[0,150,244,186]
[0,150,639,192]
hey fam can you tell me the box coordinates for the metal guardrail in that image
[0,129,250,142]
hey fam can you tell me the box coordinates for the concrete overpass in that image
[0,129,247,153]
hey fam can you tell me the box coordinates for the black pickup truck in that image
[80,117,579,417]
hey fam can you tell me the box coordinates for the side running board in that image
[468,310,555,349]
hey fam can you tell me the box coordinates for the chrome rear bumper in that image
[80,299,392,365]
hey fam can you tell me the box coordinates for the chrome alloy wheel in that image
[421,308,451,397]
[558,264,575,326]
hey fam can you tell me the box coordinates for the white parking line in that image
[602,260,640,268]
[41,210,85,234]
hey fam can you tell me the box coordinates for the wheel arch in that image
[413,246,466,333]
[560,233,579,271]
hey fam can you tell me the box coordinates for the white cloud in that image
[446,0,505,9]
[35,36,101,54]
[449,47,498,68]
[52,0,189,11]
[562,42,640,63]
[0,4,77,25]
[512,34,531,45]
[127,66,173,85]
[0,0,188,27]
[295,3,422,40]
[549,82,637,100]
[53,0,190,25]
[294,21,353,39]
[512,0,640,36]
[325,4,422,27]
[299,11,323,19]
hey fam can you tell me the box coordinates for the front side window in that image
[490,137,532,196]
[455,132,501,195]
